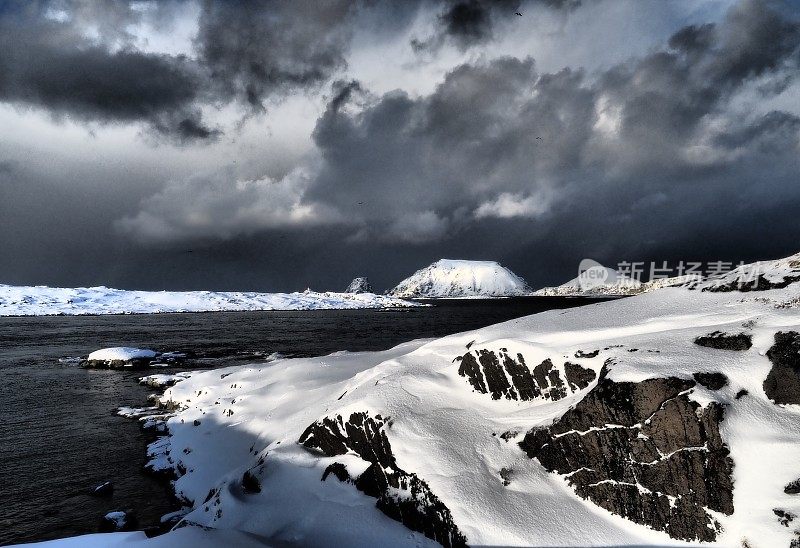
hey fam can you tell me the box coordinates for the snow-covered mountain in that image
[388,259,531,298]
[28,252,800,548]
[0,284,417,316]
[533,265,697,297]
[345,277,374,293]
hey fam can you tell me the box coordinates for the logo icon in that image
[577,258,616,291]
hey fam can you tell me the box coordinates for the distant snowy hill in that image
[345,277,373,294]
[0,284,417,316]
[37,250,800,548]
[388,259,530,298]
[534,264,696,297]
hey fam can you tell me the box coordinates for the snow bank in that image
[388,259,530,298]
[0,285,419,316]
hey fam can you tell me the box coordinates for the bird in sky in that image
[515,12,522,16]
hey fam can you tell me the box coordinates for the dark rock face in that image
[519,373,734,542]
[299,412,467,548]
[785,479,800,495]
[456,348,596,401]
[765,331,800,405]
[693,372,729,390]
[694,331,752,351]
[774,508,796,527]
[345,277,374,294]
[241,470,261,494]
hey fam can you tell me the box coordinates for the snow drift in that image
[388,259,530,298]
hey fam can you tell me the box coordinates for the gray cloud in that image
[194,0,357,110]
[0,1,217,142]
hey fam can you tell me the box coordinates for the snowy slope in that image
[533,265,642,296]
[533,270,697,296]
[0,285,418,316]
[22,252,800,548]
[388,259,530,298]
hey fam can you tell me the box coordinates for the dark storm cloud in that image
[303,0,800,258]
[0,1,216,142]
[194,0,357,110]
[3,0,800,292]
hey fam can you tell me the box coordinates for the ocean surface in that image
[0,297,614,545]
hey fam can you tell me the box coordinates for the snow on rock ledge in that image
[388,259,530,298]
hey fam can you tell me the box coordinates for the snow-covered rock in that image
[388,259,530,298]
[0,285,418,316]
[99,510,137,532]
[345,277,374,293]
[33,252,800,547]
[87,347,157,362]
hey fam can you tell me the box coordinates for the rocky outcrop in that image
[693,372,729,390]
[345,277,374,294]
[694,331,752,351]
[764,331,800,405]
[299,412,467,548]
[785,479,800,495]
[701,274,800,292]
[455,348,596,401]
[519,372,734,542]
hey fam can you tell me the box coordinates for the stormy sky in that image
[1,0,799,292]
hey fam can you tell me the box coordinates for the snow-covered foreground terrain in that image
[388,259,531,298]
[0,285,417,316]
[20,253,800,547]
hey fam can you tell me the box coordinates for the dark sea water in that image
[0,297,613,546]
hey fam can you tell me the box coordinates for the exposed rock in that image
[499,467,513,486]
[456,348,596,401]
[701,274,800,292]
[241,470,261,494]
[694,331,752,351]
[735,389,749,400]
[774,508,796,527]
[344,277,374,294]
[693,372,729,390]
[299,412,467,548]
[519,373,734,542]
[764,331,800,405]
[785,479,800,495]
[574,349,599,358]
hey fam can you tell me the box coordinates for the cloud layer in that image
[1,0,799,291]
